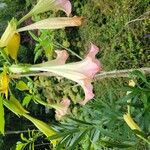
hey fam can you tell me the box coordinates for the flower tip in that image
[56,0,72,16]
[79,93,94,106]
[90,43,99,53]
[72,16,84,26]
[63,0,72,16]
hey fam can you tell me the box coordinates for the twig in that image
[5,130,39,135]
[95,67,150,80]
[54,42,83,60]
[125,17,149,26]
[125,10,150,26]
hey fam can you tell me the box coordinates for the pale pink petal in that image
[79,80,94,105]
[55,98,70,120]
[55,0,72,16]
[39,43,101,105]
[35,50,69,67]
[53,50,69,65]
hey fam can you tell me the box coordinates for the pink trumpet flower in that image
[9,44,101,105]
[55,98,70,120]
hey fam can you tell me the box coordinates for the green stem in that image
[0,49,11,65]
[54,42,83,60]
[9,67,150,80]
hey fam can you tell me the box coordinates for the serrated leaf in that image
[99,140,135,148]
[56,135,72,150]
[68,130,87,150]
[0,96,5,135]
[16,81,29,91]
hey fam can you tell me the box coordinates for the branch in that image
[95,67,150,81]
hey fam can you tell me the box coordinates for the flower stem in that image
[95,67,150,80]
[9,67,150,80]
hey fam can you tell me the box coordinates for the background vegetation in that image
[0,0,150,149]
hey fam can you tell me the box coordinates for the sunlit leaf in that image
[22,95,32,107]
[16,142,26,150]
[16,81,29,91]
[0,96,5,135]
[3,96,29,116]
[23,114,56,137]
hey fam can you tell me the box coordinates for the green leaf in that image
[20,133,29,142]
[130,70,150,86]
[34,49,42,63]
[48,129,79,140]
[16,81,29,91]
[29,31,39,42]
[3,96,29,116]
[99,140,135,148]
[3,95,56,138]
[22,95,32,107]
[68,130,87,150]
[16,141,26,150]
[23,114,56,137]
[0,96,5,135]
[56,135,72,150]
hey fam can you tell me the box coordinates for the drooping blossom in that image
[18,0,72,24]
[18,16,83,32]
[9,43,102,105]
[0,18,20,61]
[0,18,17,48]
[55,98,70,120]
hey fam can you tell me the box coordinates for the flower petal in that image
[55,98,70,120]
[0,18,17,48]
[55,0,71,16]
[35,50,69,67]
[6,32,20,61]
[79,80,94,105]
